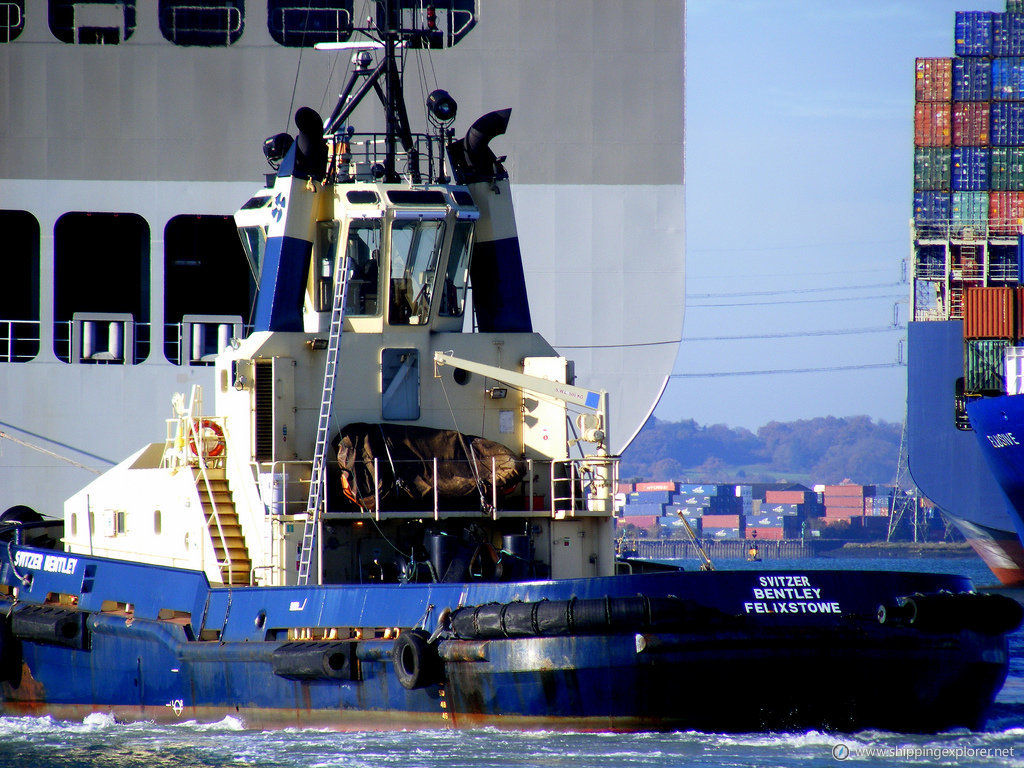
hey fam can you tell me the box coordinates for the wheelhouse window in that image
[164,215,254,365]
[316,219,382,317]
[159,0,243,46]
[388,216,445,325]
[0,210,39,362]
[268,0,353,47]
[49,0,136,44]
[237,224,267,286]
[53,212,150,364]
[438,220,473,317]
[347,221,382,316]
[0,2,25,42]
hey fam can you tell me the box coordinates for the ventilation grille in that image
[255,361,274,461]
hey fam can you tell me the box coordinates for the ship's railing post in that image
[433,457,439,521]
[527,459,535,511]
[374,457,380,522]
[491,456,498,519]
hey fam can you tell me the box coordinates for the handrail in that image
[328,132,441,184]
[160,386,239,586]
[184,397,239,586]
[260,455,619,519]
[914,219,1024,241]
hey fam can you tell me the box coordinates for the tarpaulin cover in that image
[335,423,525,510]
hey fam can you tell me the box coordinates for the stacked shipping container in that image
[913,8,1024,239]
[961,284,1024,392]
[614,483,836,540]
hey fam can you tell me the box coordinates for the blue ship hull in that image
[0,544,1017,732]
[908,321,1024,584]
[965,394,1024,550]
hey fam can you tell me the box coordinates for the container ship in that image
[908,1,1024,584]
[0,1,1019,733]
[0,0,686,522]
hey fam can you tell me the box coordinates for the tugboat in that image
[0,7,1020,733]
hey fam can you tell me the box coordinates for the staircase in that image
[194,469,251,586]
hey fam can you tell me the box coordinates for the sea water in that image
[0,557,1020,768]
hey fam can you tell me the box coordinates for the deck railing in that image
[261,455,618,520]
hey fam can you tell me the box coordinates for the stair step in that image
[201,506,238,519]
[192,471,252,586]
[199,492,234,504]
[213,544,249,558]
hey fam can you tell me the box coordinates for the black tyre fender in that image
[392,629,441,690]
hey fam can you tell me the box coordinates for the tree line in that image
[619,416,902,486]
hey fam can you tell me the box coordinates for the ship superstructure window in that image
[316,219,382,316]
[388,216,445,325]
[164,215,254,365]
[49,0,136,44]
[0,2,25,42]
[381,348,419,420]
[159,0,243,46]
[237,222,267,285]
[438,220,473,317]
[0,210,40,362]
[315,220,339,312]
[53,212,150,364]
[268,0,352,47]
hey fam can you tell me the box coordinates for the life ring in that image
[392,629,441,690]
[189,419,225,458]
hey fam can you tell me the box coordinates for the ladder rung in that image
[297,248,353,585]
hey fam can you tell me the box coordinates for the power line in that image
[689,267,893,280]
[553,325,905,350]
[690,294,905,308]
[687,240,897,255]
[670,362,904,379]
[554,339,681,350]
[688,282,901,299]
[685,325,903,341]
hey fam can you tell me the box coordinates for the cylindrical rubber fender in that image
[471,603,505,638]
[647,596,690,627]
[392,630,442,690]
[904,591,1024,635]
[876,600,916,626]
[450,595,693,640]
[11,605,88,650]
[271,641,353,680]
[569,598,609,633]
[533,599,571,636]
[607,596,651,628]
[499,601,539,638]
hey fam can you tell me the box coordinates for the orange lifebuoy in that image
[189,419,225,458]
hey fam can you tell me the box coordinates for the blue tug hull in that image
[0,545,1016,732]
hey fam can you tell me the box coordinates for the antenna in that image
[317,1,479,181]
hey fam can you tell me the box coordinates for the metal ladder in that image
[297,244,351,585]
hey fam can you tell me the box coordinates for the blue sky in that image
[654,0,1005,430]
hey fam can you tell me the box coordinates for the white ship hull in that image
[0,1,685,515]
